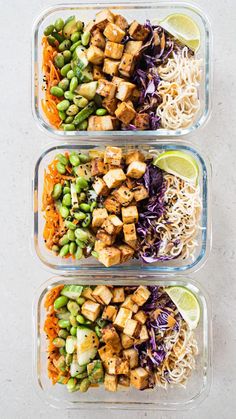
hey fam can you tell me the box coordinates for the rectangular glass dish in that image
[32,2,212,140]
[33,275,212,410]
[33,140,211,274]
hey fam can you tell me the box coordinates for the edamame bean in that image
[73,95,88,108]
[59,235,70,246]
[77,20,83,31]
[69,315,78,327]
[66,104,79,116]
[63,186,71,194]
[79,153,90,163]
[65,220,77,230]
[70,326,77,336]
[75,239,86,249]
[67,301,80,316]
[90,201,97,212]
[54,53,65,68]
[77,297,85,305]
[67,378,77,392]
[82,213,91,227]
[58,329,69,339]
[76,176,88,189]
[61,63,71,77]
[44,25,55,36]
[58,78,69,91]
[74,211,86,221]
[63,124,75,131]
[50,86,64,98]
[57,99,70,111]
[52,337,65,348]
[76,314,85,324]
[80,378,90,393]
[78,120,88,130]
[79,192,86,202]
[52,183,62,199]
[60,206,69,218]
[76,372,88,379]
[65,353,73,366]
[58,319,71,328]
[53,31,64,44]
[65,116,74,123]
[95,325,101,337]
[47,35,57,46]
[63,50,72,63]
[70,40,82,52]
[59,39,71,51]
[91,250,98,258]
[59,244,70,257]
[67,70,75,80]
[70,76,78,92]
[69,153,80,166]
[75,246,83,260]
[56,162,66,174]
[54,18,64,32]
[52,244,59,253]
[62,193,71,207]
[68,232,76,243]
[64,180,70,187]
[64,91,74,101]
[81,31,91,46]
[59,110,66,121]
[57,153,68,165]
[71,31,81,43]
[79,203,90,212]
[54,295,69,310]
[96,108,107,116]
[75,184,81,194]
[69,242,77,254]
[59,347,67,356]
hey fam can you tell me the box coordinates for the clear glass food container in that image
[33,140,212,274]
[33,275,212,410]
[32,2,212,140]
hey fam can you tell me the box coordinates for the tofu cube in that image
[125,150,145,165]
[114,307,132,329]
[107,214,123,234]
[81,300,101,322]
[114,14,129,31]
[103,168,126,189]
[116,359,130,375]
[103,58,120,76]
[93,65,104,81]
[125,40,143,56]
[90,29,106,50]
[102,97,118,115]
[102,305,118,321]
[81,287,97,302]
[96,79,117,98]
[123,348,139,369]
[87,45,104,65]
[113,185,134,207]
[118,375,130,387]
[95,8,114,30]
[119,53,135,77]
[128,21,150,41]
[130,367,149,390]
[104,196,121,214]
[92,285,113,305]
[126,161,147,179]
[104,373,118,392]
[104,23,125,43]
[133,310,147,325]
[112,287,125,303]
[96,229,115,246]
[92,208,108,228]
[133,113,150,130]
[124,239,138,250]
[104,146,122,166]
[104,357,118,374]
[101,326,122,353]
[123,319,142,338]
[88,115,118,131]
[112,76,124,87]
[117,244,134,263]
[133,185,149,202]
[91,157,106,177]
[116,81,136,101]
[123,223,137,242]
[105,41,124,59]
[98,345,117,361]
[92,178,109,196]
[84,20,97,34]
[94,240,106,253]
[125,177,136,189]
[121,205,138,224]
[131,285,151,306]
[121,295,139,313]
[101,218,116,235]
[136,325,149,344]
[115,102,136,125]
[121,333,134,349]
[98,246,121,267]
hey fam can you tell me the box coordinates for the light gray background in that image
[0,0,235,418]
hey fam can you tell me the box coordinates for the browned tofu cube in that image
[121,205,138,224]
[114,14,129,31]
[92,285,113,305]
[92,177,109,196]
[125,150,145,165]
[107,214,123,234]
[127,161,147,179]
[125,177,136,189]
[93,65,104,81]
[101,218,115,235]
[115,102,136,125]
[125,40,143,56]
[81,287,97,302]
[102,305,118,322]
[103,58,120,76]
[98,246,121,267]
[133,185,149,202]
[121,295,139,313]
[104,196,121,214]
[133,310,147,325]
[90,29,106,50]
[104,146,122,166]
[112,76,124,87]
[104,23,125,43]
[117,244,134,263]
[123,223,137,242]
[81,300,101,322]
[95,8,114,30]
[123,348,139,369]
[119,53,135,77]
[116,81,136,101]
[131,285,151,306]
[116,358,129,375]
[88,115,117,131]
[133,113,150,130]
[130,367,149,390]
[104,373,118,392]
[113,185,134,207]
[118,375,130,388]
[105,41,124,59]
[96,229,116,246]
[128,21,150,41]
[136,325,149,344]
[112,287,125,303]
[96,79,117,98]
[103,168,126,189]
[114,307,132,329]
[102,326,122,352]
[102,97,118,115]
[87,45,104,65]
[92,208,108,228]
[125,239,138,250]
[91,157,105,176]
[121,333,134,349]
[104,357,118,374]
[123,319,142,338]
[94,240,106,253]
[98,344,116,361]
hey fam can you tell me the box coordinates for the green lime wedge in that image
[153,150,199,184]
[165,286,200,329]
[160,13,200,52]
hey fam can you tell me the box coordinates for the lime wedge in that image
[165,286,200,329]
[153,150,199,184]
[160,13,200,52]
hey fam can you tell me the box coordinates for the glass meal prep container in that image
[33,275,212,410]
[32,1,212,140]
[33,140,212,274]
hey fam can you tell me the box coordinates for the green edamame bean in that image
[96,108,107,116]
[79,203,90,212]
[73,95,88,108]
[69,315,78,327]
[79,192,86,202]
[56,162,66,174]
[75,184,81,194]
[77,20,83,31]
[70,40,82,52]
[63,186,71,194]
[76,314,85,324]
[76,372,88,379]
[54,295,69,310]
[67,300,80,315]
[80,378,90,393]
[67,70,75,80]
[59,39,71,51]
[67,377,77,392]
[52,337,65,348]
[75,239,86,248]
[54,18,64,32]
[74,211,86,221]
[50,86,64,98]
[69,153,80,166]
[59,235,70,246]
[79,153,90,163]
[58,78,69,91]
[76,176,88,189]
[61,63,71,77]
[69,242,77,254]
[78,120,88,130]
[90,201,97,212]
[58,319,71,328]
[60,206,69,218]
[44,25,55,36]
[52,183,62,199]
[65,353,73,366]
[52,244,59,253]
[47,35,57,46]
[57,153,68,165]
[65,220,77,230]
[59,347,67,356]
[64,116,74,123]
[70,76,78,92]
[81,31,90,46]
[64,90,74,100]
[62,193,71,207]
[58,329,69,339]
[95,325,101,337]
[64,180,70,187]
[54,53,65,68]
[57,99,70,111]
[71,31,81,43]
[59,244,70,257]
[82,213,91,227]
[75,246,83,260]
[66,104,79,116]
[63,50,72,63]
[70,326,77,336]
[77,297,85,305]
[59,110,66,121]
[63,124,75,131]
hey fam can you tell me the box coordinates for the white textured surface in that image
[0,0,236,418]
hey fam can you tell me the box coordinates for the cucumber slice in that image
[66,336,77,354]
[77,326,99,366]
[70,361,87,377]
[61,285,83,300]
[63,16,77,39]
[75,67,93,83]
[75,81,98,101]
[73,45,88,70]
